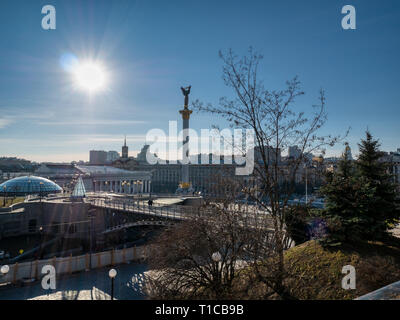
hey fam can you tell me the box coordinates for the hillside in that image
[241,238,400,300]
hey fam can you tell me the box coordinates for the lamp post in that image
[87,208,96,270]
[133,181,138,206]
[1,264,9,276]
[138,181,143,198]
[2,186,6,207]
[108,268,117,300]
[38,226,43,259]
[105,181,109,194]
[27,179,31,200]
[39,182,44,202]
[1,264,9,283]
[212,251,222,263]
[211,251,222,292]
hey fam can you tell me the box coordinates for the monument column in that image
[179,86,192,189]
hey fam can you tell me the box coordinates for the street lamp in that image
[2,186,6,207]
[108,268,117,300]
[1,264,9,284]
[211,251,222,287]
[38,226,43,259]
[212,251,222,263]
[27,179,31,200]
[39,182,44,202]
[138,181,143,198]
[1,264,9,276]
[133,181,138,206]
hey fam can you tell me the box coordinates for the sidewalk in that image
[0,263,148,300]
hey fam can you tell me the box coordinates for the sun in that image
[73,61,107,92]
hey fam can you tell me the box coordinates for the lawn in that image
[0,197,25,208]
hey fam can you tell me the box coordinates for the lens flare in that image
[73,62,107,92]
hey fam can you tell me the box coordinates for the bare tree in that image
[193,48,346,299]
[145,176,259,299]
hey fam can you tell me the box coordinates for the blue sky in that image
[0,0,399,162]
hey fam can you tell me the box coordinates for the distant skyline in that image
[1,0,400,162]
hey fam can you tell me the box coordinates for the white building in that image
[35,164,152,194]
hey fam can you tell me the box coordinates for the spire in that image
[122,135,129,159]
[71,176,86,198]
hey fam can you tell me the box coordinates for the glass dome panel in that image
[0,176,62,196]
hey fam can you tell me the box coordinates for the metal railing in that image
[87,198,188,221]
[87,198,276,232]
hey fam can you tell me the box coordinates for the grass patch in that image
[239,238,400,300]
[0,197,24,208]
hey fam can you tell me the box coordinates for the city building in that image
[89,150,107,165]
[34,163,152,194]
[0,157,37,183]
[288,146,302,159]
[254,146,282,165]
[107,151,120,163]
[112,145,252,194]
[121,136,128,159]
[382,149,400,187]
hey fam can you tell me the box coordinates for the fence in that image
[0,245,147,285]
[88,198,189,221]
[89,198,276,231]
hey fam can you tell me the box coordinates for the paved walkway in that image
[0,263,148,300]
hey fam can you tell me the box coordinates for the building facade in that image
[89,150,107,165]
[107,151,120,163]
[35,164,152,194]
[121,136,128,159]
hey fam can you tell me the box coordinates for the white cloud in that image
[0,118,13,128]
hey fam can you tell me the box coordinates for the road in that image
[0,263,148,300]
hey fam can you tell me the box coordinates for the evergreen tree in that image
[321,146,364,244]
[355,131,400,239]
[321,132,400,244]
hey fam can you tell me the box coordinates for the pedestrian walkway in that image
[0,263,148,300]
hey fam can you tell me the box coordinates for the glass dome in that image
[0,176,62,196]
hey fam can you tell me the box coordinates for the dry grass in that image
[0,197,24,208]
[237,238,400,300]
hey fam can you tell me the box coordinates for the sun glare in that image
[73,62,107,92]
